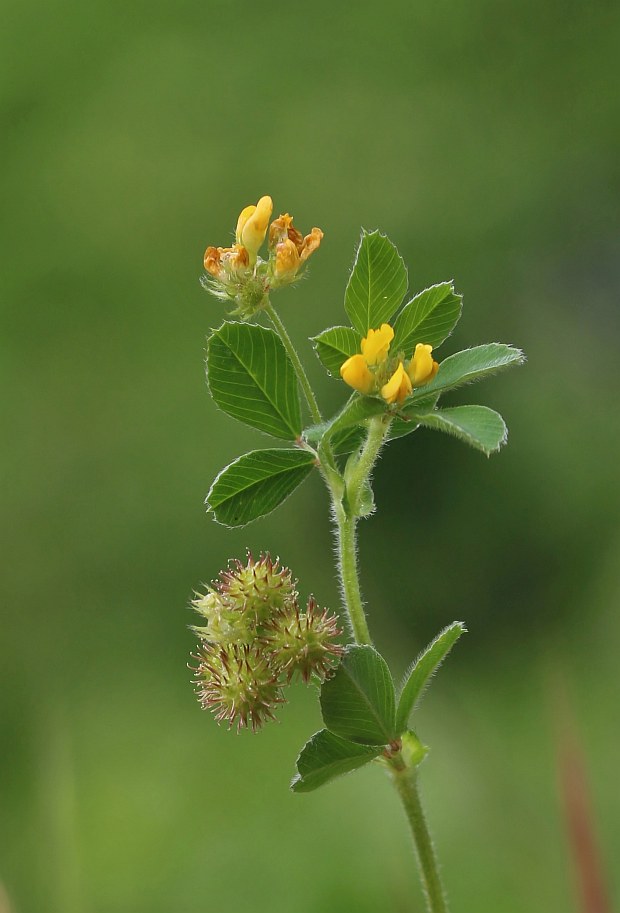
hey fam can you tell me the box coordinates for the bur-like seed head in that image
[190,588,253,646]
[215,553,297,626]
[191,642,286,732]
[262,596,344,683]
[189,553,343,733]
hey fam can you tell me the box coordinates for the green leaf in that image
[320,645,397,745]
[206,448,315,527]
[291,729,381,793]
[407,405,508,455]
[392,281,462,353]
[386,393,440,442]
[321,395,387,448]
[395,622,466,732]
[345,231,408,335]
[312,326,361,377]
[409,343,525,404]
[207,322,301,440]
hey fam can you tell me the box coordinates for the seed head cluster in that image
[190,553,343,732]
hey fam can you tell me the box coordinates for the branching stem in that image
[263,305,448,912]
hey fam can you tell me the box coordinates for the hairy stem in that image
[345,414,389,508]
[390,764,450,913]
[334,505,372,644]
[264,301,323,426]
[331,415,390,645]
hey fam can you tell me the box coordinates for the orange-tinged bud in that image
[381,362,412,404]
[275,238,301,278]
[361,324,394,366]
[340,353,375,395]
[240,195,273,263]
[204,244,249,278]
[408,343,439,386]
[204,246,222,277]
[299,227,324,263]
[269,213,303,250]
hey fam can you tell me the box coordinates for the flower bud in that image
[239,195,273,264]
[407,343,439,386]
[340,353,375,395]
[381,361,412,404]
[274,238,301,279]
[299,227,324,263]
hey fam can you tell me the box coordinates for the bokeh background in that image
[2,0,619,910]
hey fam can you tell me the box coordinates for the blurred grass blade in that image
[554,676,611,913]
[320,645,397,745]
[206,448,315,527]
[392,281,462,353]
[396,622,466,732]
[345,230,408,335]
[291,729,381,793]
[207,321,302,440]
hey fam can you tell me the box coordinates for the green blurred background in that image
[2,0,619,910]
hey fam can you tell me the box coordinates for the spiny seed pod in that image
[190,588,254,646]
[215,552,296,625]
[261,597,344,683]
[191,643,286,732]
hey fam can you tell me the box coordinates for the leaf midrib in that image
[210,454,312,507]
[216,329,298,435]
[343,661,394,742]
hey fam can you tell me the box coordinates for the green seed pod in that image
[215,553,297,627]
[262,597,344,683]
[191,642,285,732]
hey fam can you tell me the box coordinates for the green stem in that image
[345,414,389,506]
[390,765,450,913]
[332,415,390,645]
[264,301,323,427]
[334,506,372,645]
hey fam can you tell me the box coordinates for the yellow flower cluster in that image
[203,196,323,286]
[340,324,439,404]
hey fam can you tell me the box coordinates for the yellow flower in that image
[299,227,324,263]
[381,362,412,404]
[340,354,375,395]
[235,195,273,264]
[361,324,394,366]
[269,213,303,249]
[407,343,439,386]
[270,213,324,279]
[274,238,301,279]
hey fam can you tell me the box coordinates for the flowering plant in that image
[191,196,524,912]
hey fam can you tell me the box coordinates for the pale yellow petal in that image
[240,195,274,262]
[235,205,256,245]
